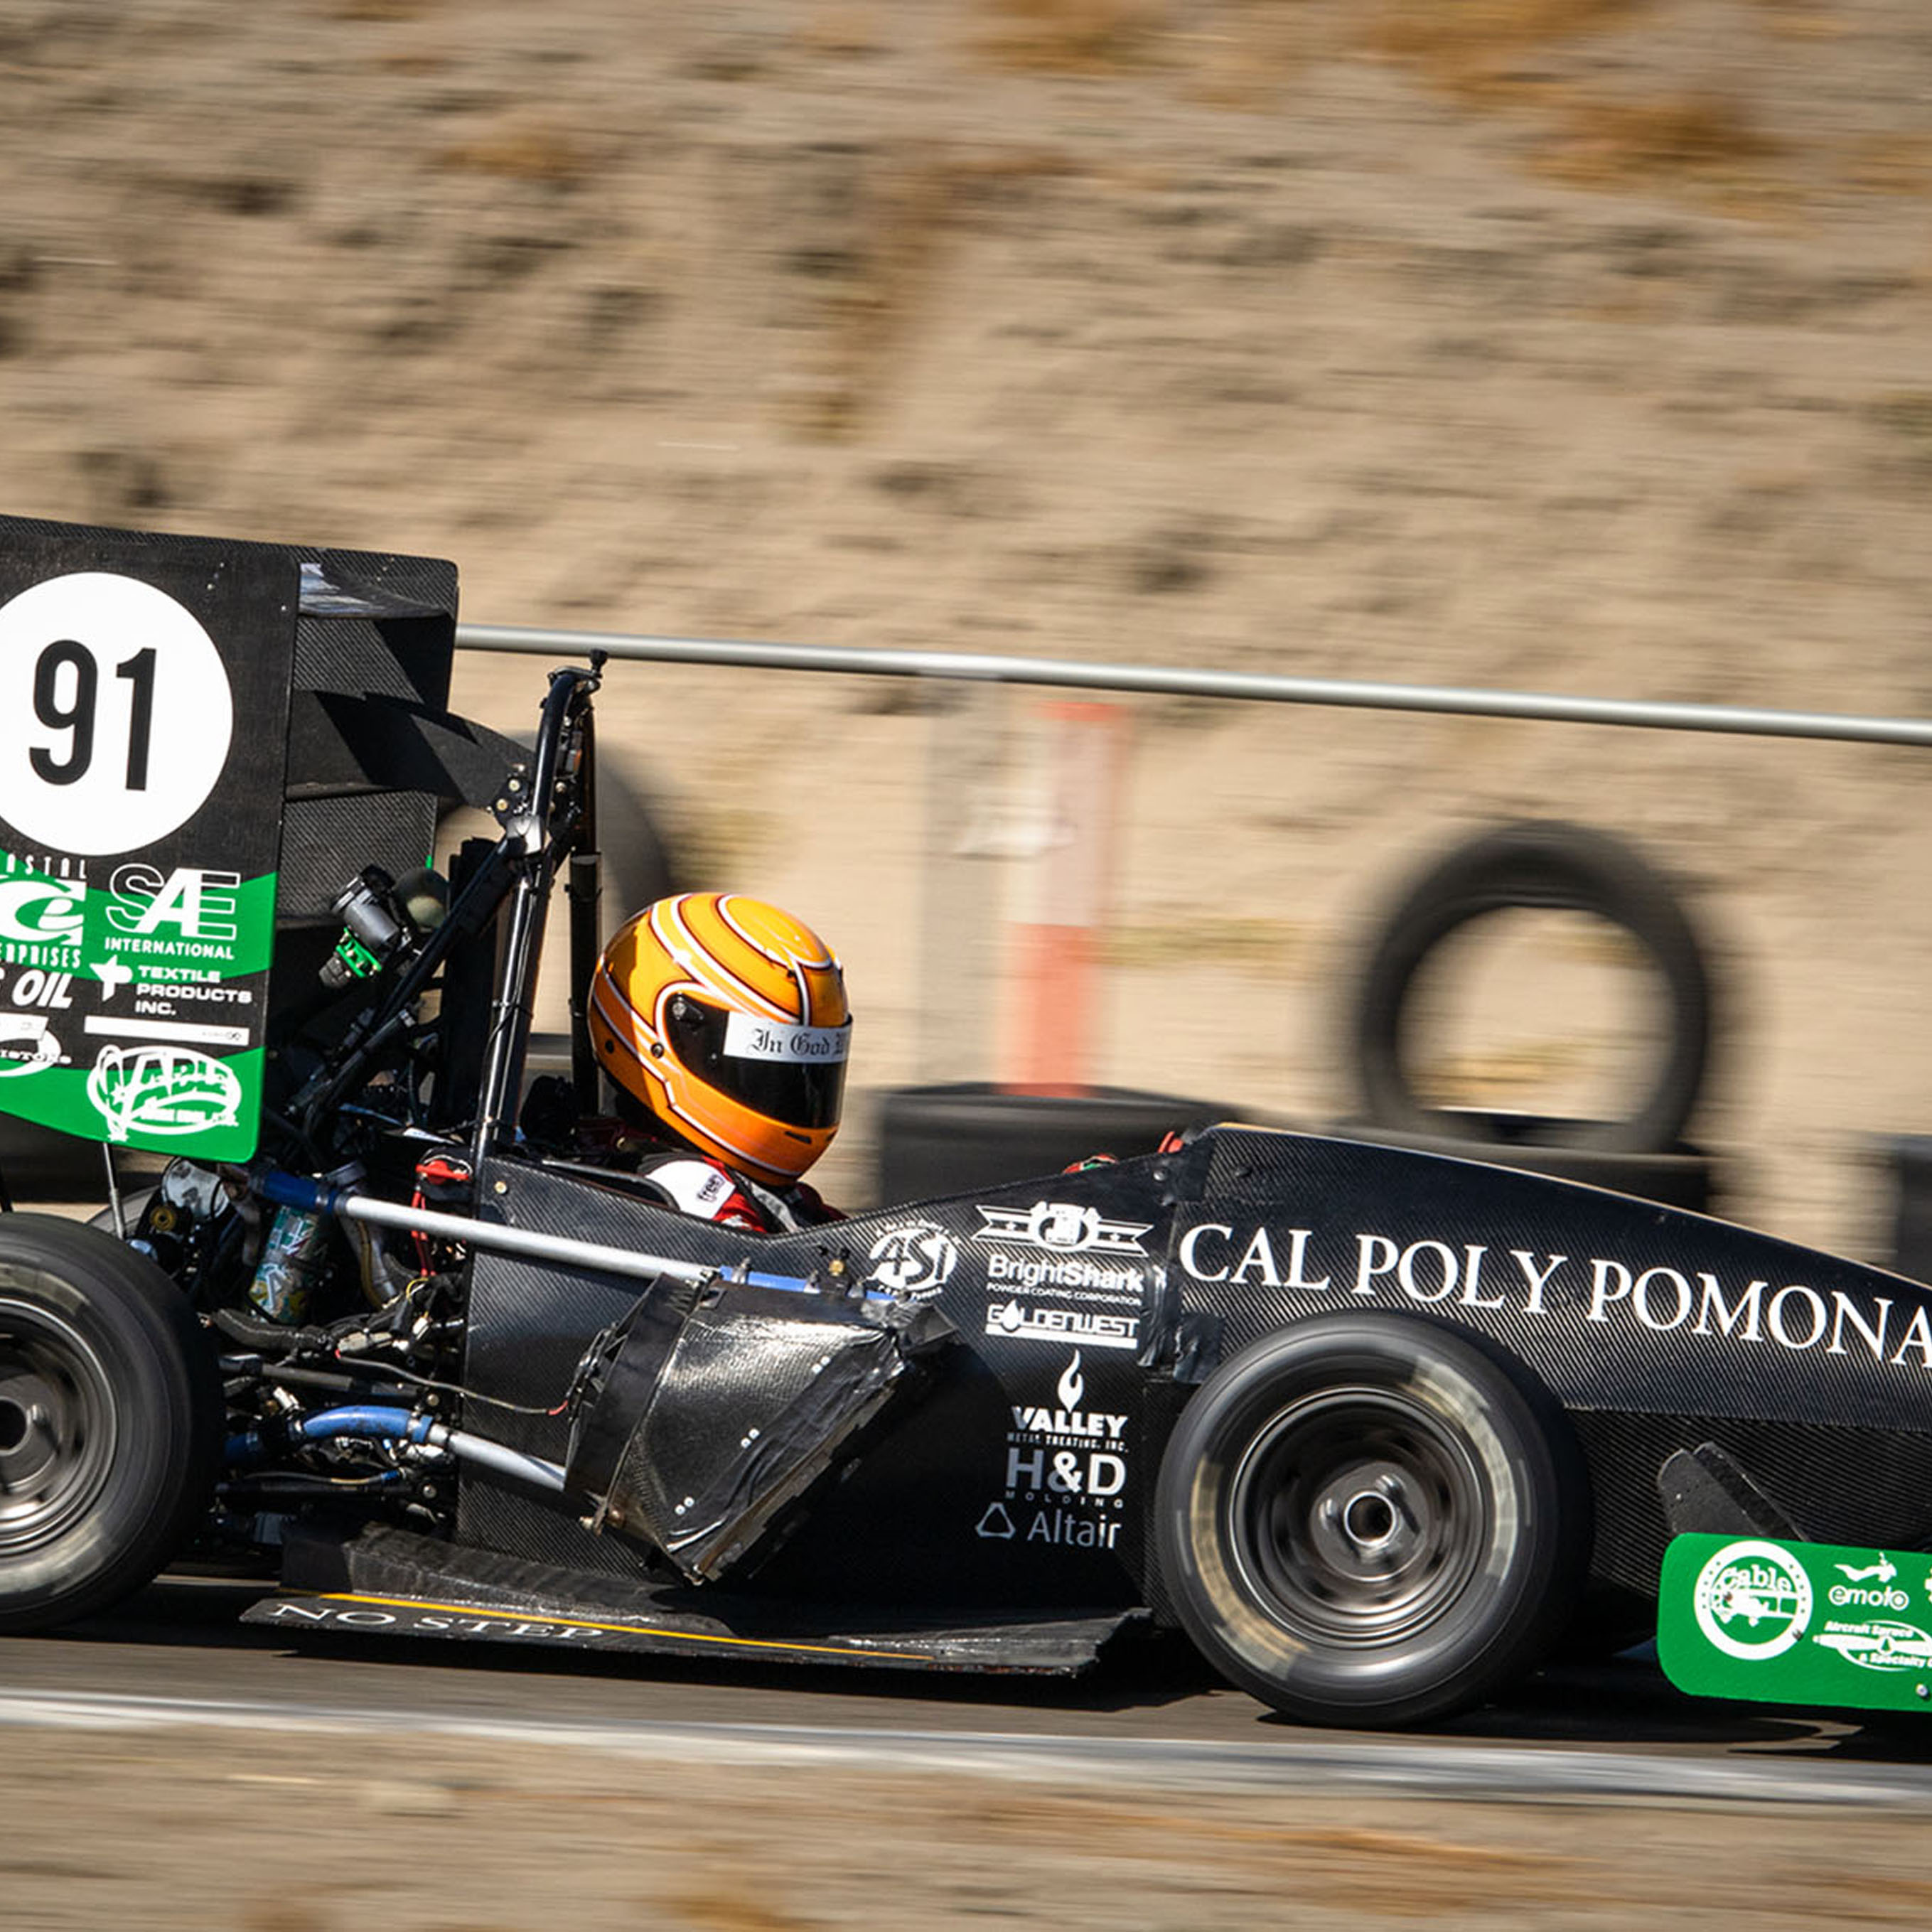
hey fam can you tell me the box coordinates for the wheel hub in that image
[0,1302,117,1557]
[1226,1385,1489,1646]
[1333,1474,1409,1555]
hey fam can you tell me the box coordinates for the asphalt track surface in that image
[4,1573,1930,1808]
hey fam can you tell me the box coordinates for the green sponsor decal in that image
[0,862,278,1163]
[92,864,278,978]
[1660,1533,1932,1713]
[0,1049,265,1164]
[0,859,277,975]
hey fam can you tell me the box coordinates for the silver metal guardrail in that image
[456,622,1932,748]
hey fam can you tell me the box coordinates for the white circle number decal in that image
[0,573,235,855]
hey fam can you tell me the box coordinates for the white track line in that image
[0,1687,1927,1808]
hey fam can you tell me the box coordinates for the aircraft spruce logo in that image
[1692,1539,1813,1660]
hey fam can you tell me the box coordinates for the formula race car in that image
[2,516,1930,1730]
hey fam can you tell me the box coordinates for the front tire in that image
[1155,1312,1589,1727]
[0,1215,219,1633]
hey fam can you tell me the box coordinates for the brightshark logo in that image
[86,1043,242,1142]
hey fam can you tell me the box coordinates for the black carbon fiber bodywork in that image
[1169,1129,1932,1599]
[1175,1130,1932,1429]
[456,1128,1932,1620]
[460,1153,1194,1608]
[257,1523,1145,1673]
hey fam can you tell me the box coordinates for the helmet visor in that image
[662,997,850,1131]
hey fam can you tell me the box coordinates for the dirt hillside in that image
[3,0,1929,1245]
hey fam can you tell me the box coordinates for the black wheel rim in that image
[1224,1385,1489,1647]
[0,1297,117,1559]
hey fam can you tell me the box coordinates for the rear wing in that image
[0,515,461,1163]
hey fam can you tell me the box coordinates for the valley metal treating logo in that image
[976,1200,1151,1257]
[85,1041,242,1142]
[863,1221,960,1300]
[1002,1350,1130,1526]
[1692,1539,1813,1660]
[1058,1353,1083,1410]
[1007,1351,1130,1447]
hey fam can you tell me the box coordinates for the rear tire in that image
[1155,1312,1589,1727]
[0,1216,220,1632]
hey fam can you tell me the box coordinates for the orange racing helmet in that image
[587,893,851,1184]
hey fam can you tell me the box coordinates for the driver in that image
[583,891,849,1233]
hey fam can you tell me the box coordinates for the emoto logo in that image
[1692,1539,1813,1660]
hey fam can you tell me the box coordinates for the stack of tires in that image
[1336,820,1723,1213]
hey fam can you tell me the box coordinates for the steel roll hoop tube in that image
[564,694,602,1114]
[292,826,526,1151]
[473,661,603,1163]
[297,663,599,1166]
[257,1171,825,1298]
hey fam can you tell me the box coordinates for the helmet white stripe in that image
[652,893,794,1021]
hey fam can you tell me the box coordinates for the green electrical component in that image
[331,930,382,980]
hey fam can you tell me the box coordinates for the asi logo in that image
[86,1043,242,1143]
[1692,1539,1814,1660]
[864,1222,960,1299]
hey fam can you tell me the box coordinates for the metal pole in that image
[257,1172,817,1294]
[456,623,1932,750]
